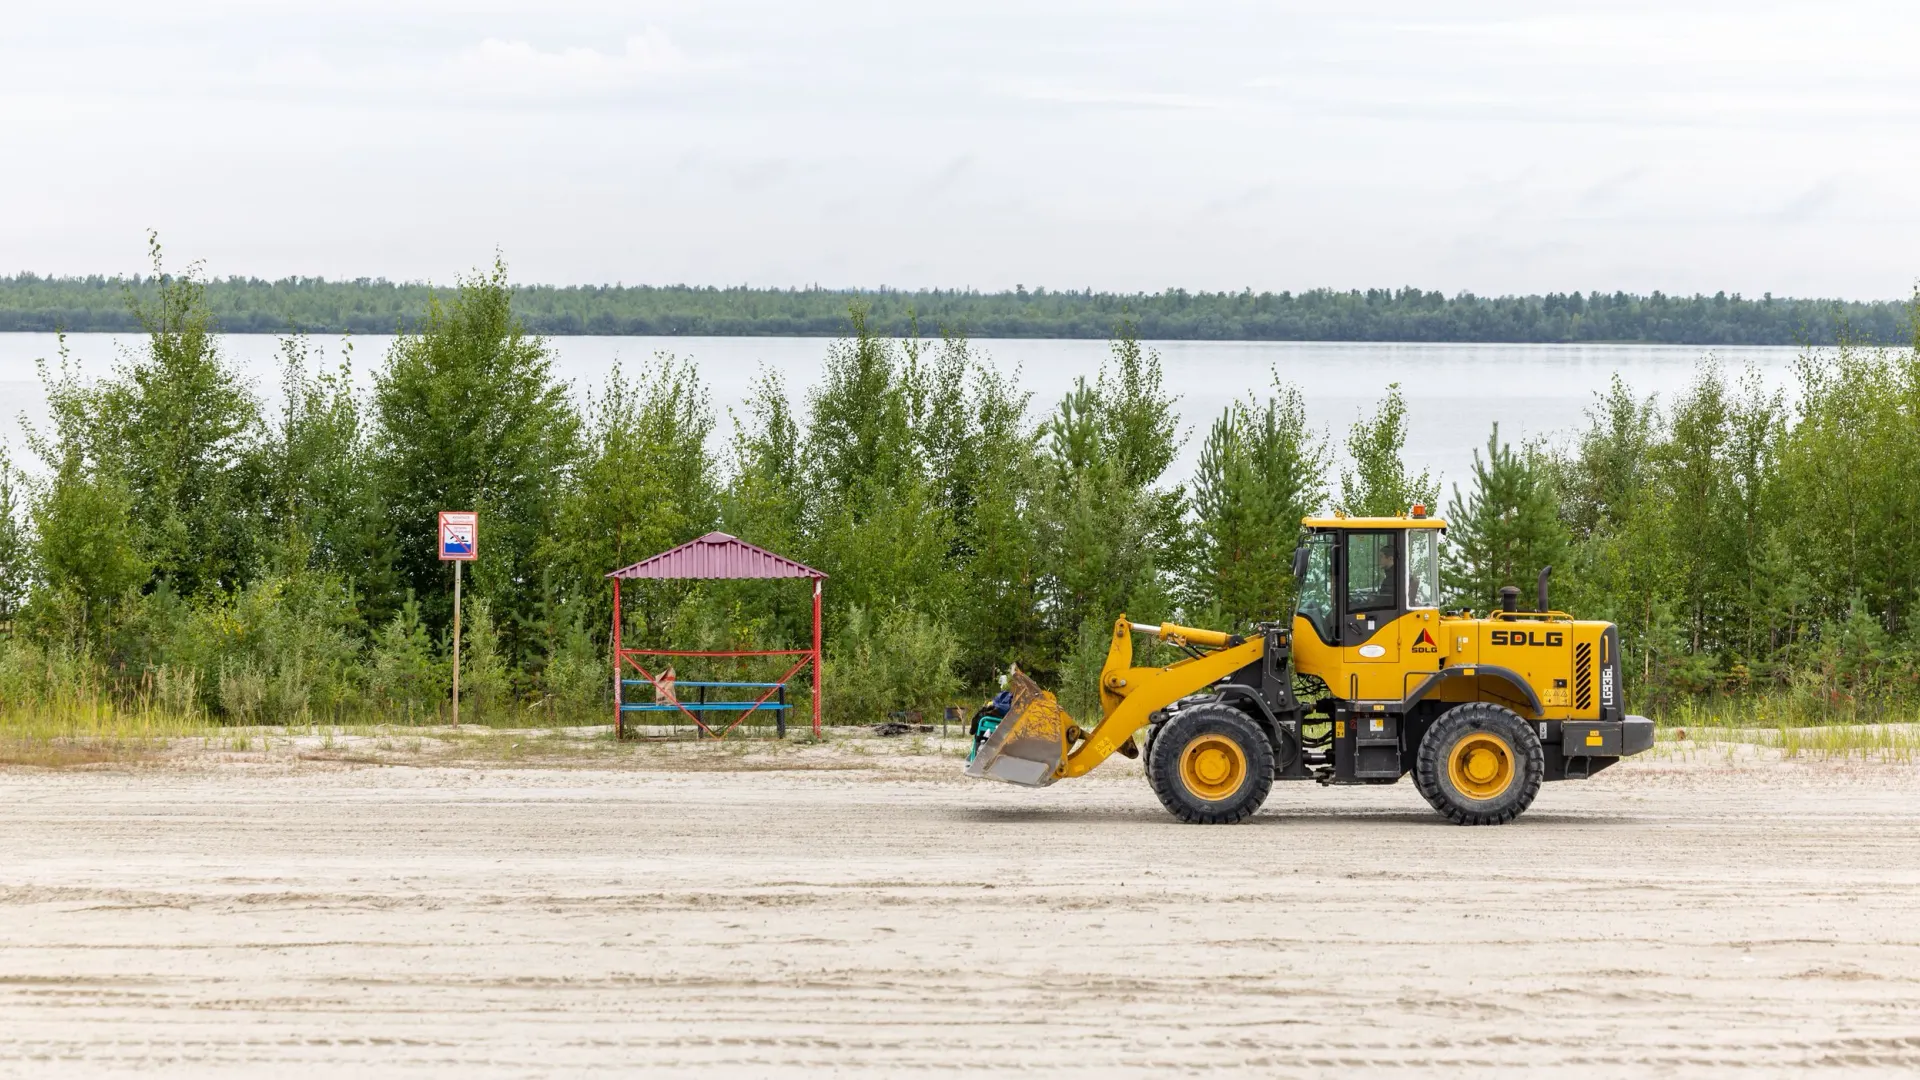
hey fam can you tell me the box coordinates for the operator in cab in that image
[1349,539,1397,611]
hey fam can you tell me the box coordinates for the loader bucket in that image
[964,670,1069,787]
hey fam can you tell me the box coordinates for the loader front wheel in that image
[1147,706,1273,824]
[1414,702,1544,825]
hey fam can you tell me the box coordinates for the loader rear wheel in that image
[1414,702,1544,826]
[1146,705,1273,824]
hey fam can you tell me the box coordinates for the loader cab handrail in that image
[1487,609,1575,622]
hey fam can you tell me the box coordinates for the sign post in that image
[438,512,478,725]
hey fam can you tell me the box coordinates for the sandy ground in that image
[3,736,1920,1077]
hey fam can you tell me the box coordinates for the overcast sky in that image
[5,1,1916,297]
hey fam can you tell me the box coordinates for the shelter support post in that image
[612,577,623,738]
[812,579,823,737]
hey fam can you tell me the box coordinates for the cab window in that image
[1407,528,1439,609]
[1295,533,1336,643]
[1346,531,1398,613]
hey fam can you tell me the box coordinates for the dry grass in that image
[0,700,972,773]
[1630,693,1920,764]
[1769,723,1920,762]
[1652,689,1920,731]
[0,697,215,768]
[0,741,126,768]
[1656,720,1920,763]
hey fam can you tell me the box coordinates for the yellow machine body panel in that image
[1294,608,1444,701]
[1297,607,1612,714]
[1294,608,1610,720]
[1422,615,1611,720]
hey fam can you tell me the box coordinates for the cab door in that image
[1340,531,1401,696]
[1402,526,1445,678]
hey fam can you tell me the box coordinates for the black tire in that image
[1145,705,1274,824]
[1414,702,1545,825]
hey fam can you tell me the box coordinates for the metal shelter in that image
[607,532,825,738]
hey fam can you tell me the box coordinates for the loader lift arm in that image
[967,616,1269,787]
[1066,618,1266,777]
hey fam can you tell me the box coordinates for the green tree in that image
[1443,424,1568,609]
[265,336,386,592]
[1032,324,1187,658]
[825,604,962,724]
[540,598,607,720]
[369,591,441,716]
[29,448,148,641]
[800,308,956,618]
[1100,323,1181,489]
[552,355,718,638]
[722,369,805,558]
[1776,337,1920,641]
[1706,366,1787,662]
[41,236,264,597]
[1552,375,1672,691]
[804,307,919,505]
[460,597,511,720]
[5,273,1915,347]
[1338,383,1437,517]
[942,360,1046,683]
[1035,387,1175,653]
[1190,379,1327,626]
[370,258,580,655]
[1560,373,1659,542]
[712,369,819,657]
[0,447,30,622]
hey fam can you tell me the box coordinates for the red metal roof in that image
[607,532,826,580]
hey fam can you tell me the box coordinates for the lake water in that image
[0,334,1808,495]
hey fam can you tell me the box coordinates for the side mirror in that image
[1292,545,1309,579]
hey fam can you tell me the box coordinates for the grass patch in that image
[0,742,125,768]
[0,697,214,768]
[1769,723,1920,762]
[1650,690,1920,731]
[1639,693,1920,764]
[1656,720,1920,763]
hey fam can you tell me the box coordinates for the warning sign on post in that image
[438,511,477,561]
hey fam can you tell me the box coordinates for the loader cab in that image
[1292,513,1444,651]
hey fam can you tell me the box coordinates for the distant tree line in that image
[0,272,1911,345]
[3,239,1919,730]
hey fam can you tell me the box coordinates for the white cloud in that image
[992,78,1234,112]
[443,29,700,98]
[242,27,724,105]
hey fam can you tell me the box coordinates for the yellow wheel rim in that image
[1447,731,1516,800]
[1179,734,1247,800]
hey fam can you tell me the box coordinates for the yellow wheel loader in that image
[965,511,1654,824]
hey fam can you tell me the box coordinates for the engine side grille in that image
[1574,642,1594,711]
